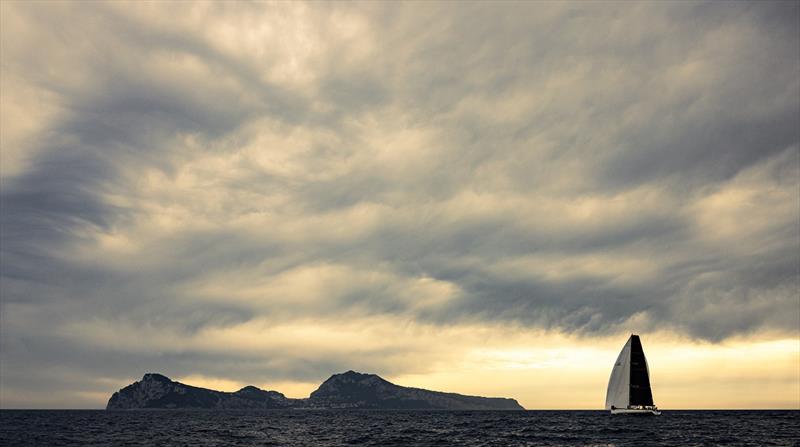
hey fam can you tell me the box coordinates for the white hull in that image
[610,408,661,415]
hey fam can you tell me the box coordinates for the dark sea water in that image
[1,410,798,446]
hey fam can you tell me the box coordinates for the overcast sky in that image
[1,1,798,409]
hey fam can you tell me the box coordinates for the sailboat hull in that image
[610,408,661,416]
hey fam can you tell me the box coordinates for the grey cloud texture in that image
[1,1,798,407]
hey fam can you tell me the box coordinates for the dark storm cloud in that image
[0,1,798,407]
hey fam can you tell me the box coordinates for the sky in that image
[0,1,798,410]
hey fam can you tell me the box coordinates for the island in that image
[106,370,524,410]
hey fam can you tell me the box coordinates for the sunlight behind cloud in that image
[0,1,797,410]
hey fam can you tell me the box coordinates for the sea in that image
[1,410,798,446]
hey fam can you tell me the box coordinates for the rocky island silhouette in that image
[107,371,524,410]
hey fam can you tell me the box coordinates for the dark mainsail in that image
[628,335,653,406]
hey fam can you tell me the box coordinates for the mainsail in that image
[605,334,654,410]
[629,335,654,406]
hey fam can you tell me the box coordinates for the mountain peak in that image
[335,370,375,380]
[142,373,172,383]
[236,385,262,393]
[319,371,389,389]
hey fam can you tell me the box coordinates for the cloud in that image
[1,1,798,407]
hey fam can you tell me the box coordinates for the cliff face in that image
[107,371,524,410]
[106,373,294,409]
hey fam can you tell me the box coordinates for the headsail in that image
[604,337,631,409]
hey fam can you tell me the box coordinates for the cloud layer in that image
[1,1,798,407]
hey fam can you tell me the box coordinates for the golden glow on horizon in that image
[393,337,800,409]
[173,375,319,399]
[9,309,795,409]
[136,322,799,409]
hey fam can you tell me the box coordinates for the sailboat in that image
[605,334,661,415]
